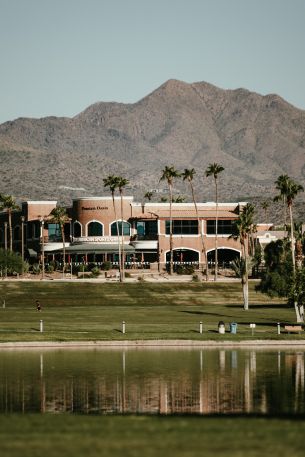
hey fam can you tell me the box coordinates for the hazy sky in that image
[1,0,305,123]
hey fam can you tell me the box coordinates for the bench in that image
[284,325,303,334]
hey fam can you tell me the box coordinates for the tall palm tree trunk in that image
[169,183,173,275]
[289,203,296,274]
[112,193,122,282]
[214,178,219,281]
[190,182,208,281]
[242,238,249,310]
[120,191,125,282]
[8,209,13,251]
[289,203,303,322]
[61,224,66,278]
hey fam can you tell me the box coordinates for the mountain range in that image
[0,79,304,222]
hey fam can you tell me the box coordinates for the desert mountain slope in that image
[0,79,304,221]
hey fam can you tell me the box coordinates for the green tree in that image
[273,175,304,321]
[49,206,70,277]
[274,175,290,231]
[160,166,181,275]
[103,175,122,281]
[205,163,224,281]
[172,195,185,203]
[0,194,20,251]
[182,168,208,281]
[144,191,153,201]
[258,239,292,298]
[231,203,255,310]
[0,248,28,277]
[261,200,270,222]
[117,176,129,282]
[274,175,304,273]
[257,237,305,322]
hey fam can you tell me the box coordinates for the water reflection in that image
[0,348,304,415]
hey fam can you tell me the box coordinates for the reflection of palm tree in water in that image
[295,352,304,411]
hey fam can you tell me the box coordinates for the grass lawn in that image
[1,414,305,457]
[0,281,302,342]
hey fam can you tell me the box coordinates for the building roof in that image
[156,210,238,219]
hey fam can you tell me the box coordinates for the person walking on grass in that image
[36,300,42,312]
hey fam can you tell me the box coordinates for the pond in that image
[0,348,304,415]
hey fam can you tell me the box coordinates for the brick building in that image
[0,196,245,271]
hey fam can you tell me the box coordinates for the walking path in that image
[1,339,305,349]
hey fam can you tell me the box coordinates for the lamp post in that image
[40,218,45,280]
[21,216,25,276]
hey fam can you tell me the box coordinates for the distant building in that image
[0,196,245,271]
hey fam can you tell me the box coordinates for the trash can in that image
[230,322,238,334]
[218,321,226,334]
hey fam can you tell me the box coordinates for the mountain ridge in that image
[0,79,304,223]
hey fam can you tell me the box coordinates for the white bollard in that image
[122,321,126,334]
[199,321,203,334]
[40,320,43,333]
[250,323,256,336]
[277,322,281,335]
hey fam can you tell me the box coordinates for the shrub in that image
[72,264,89,275]
[176,265,195,275]
[45,264,54,273]
[101,261,112,271]
[31,263,41,275]
[0,249,28,276]
[91,266,101,277]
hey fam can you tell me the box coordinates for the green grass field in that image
[0,280,301,342]
[1,414,305,457]
[0,281,304,457]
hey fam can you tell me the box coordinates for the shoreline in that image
[1,339,305,349]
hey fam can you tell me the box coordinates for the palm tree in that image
[274,175,290,232]
[117,176,129,282]
[172,195,185,203]
[274,175,304,273]
[103,175,122,281]
[205,163,224,281]
[49,206,70,277]
[261,200,270,222]
[274,175,304,322]
[182,168,208,281]
[294,222,304,270]
[144,191,153,201]
[232,203,255,310]
[0,194,20,251]
[160,166,181,275]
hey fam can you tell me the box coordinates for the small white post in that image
[2,300,5,309]
[250,323,256,336]
[122,321,126,334]
[199,321,203,334]
[277,322,281,335]
[40,320,43,333]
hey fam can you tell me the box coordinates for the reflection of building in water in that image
[0,350,305,415]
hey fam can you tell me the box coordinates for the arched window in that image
[111,221,131,236]
[73,221,82,237]
[88,221,103,236]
